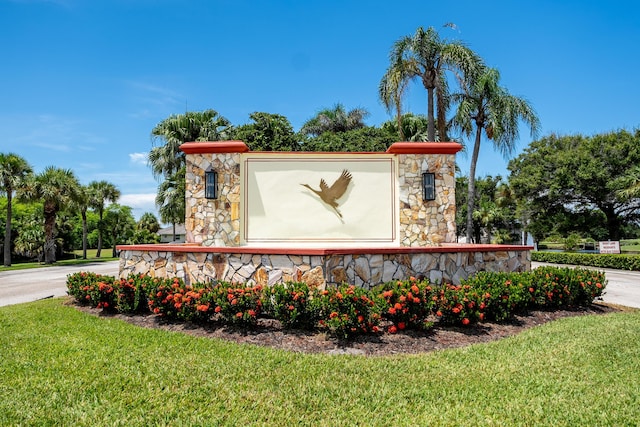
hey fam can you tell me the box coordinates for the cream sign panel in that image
[242,154,397,245]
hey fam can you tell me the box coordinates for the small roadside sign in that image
[598,241,621,254]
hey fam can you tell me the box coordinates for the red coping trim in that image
[117,243,533,256]
[386,142,463,154]
[180,141,249,154]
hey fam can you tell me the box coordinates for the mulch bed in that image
[70,300,620,356]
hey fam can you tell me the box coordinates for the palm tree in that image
[137,212,160,233]
[300,104,369,137]
[381,113,430,142]
[21,167,80,264]
[155,168,185,242]
[379,26,481,142]
[149,109,231,178]
[0,153,32,266]
[452,67,540,242]
[88,180,121,258]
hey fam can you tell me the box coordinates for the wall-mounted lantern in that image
[422,172,435,202]
[205,170,217,199]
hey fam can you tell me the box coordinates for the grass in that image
[1,299,639,426]
[0,249,117,272]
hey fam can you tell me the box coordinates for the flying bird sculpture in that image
[301,169,352,218]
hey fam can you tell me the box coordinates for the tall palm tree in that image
[379,26,481,142]
[452,67,540,242]
[155,168,185,242]
[88,180,121,258]
[300,104,369,137]
[21,167,80,264]
[0,153,32,266]
[149,109,231,178]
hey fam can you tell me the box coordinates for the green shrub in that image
[262,282,319,329]
[314,284,379,338]
[373,278,435,332]
[532,251,640,270]
[210,283,264,327]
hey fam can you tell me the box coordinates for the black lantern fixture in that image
[422,172,435,201]
[205,170,217,199]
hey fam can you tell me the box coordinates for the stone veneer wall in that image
[184,142,245,247]
[119,245,531,288]
[398,153,456,246]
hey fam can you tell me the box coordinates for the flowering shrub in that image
[432,283,483,325]
[114,275,150,314]
[373,277,435,332]
[210,283,264,326]
[263,282,319,329]
[66,272,114,305]
[67,265,608,338]
[314,284,379,338]
[462,272,531,322]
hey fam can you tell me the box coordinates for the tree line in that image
[0,155,163,266]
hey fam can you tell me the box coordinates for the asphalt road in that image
[0,261,120,307]
[0,260,638,309]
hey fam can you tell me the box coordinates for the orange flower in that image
[411,285,420,294]
[329,311,338,319]
[436,310,442,317]
[214,306,221,313]
[388,307,397,315]
[394,302,402,310]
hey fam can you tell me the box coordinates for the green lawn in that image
[1,299,639,426]
[0,249,117,272]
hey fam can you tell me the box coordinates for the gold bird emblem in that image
[301,169,352,218]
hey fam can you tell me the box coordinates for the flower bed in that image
[66,266,606,339]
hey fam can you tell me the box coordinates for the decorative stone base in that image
[117,244,532,288]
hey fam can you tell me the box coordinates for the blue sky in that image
[2,0,639,220]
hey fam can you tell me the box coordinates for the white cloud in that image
[120,193,158,221]
[129,152,148,165]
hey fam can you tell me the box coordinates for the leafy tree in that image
[452,67,540,243]
[104,204,136,257]
[300,104,369,137]
[301,126,395,152]
[0,153,32,266]
[20,167,80,263]
[379,26,481,142]
[232,112,301,151]
[508,130,640,241]
[88,180,121,258]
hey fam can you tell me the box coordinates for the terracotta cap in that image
[180,141,250,154]
[386,142,463,154]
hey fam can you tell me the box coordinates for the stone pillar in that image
[387,143,462,247]
[182,141,248,247]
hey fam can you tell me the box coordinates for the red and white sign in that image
[598,241,620,254]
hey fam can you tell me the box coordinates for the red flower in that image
[236,312,243,318]
[452,307,460,314]
[388,307,397,315]
[248,309,256,317]
[329,311,338,319]
[461,318,470,326]
[479,302,486,310]
[479,313,485,321]
[214,306,221,313]
[231,299,238,305]
[394,302,403,310]
[288,305,295,311]
[388,325,398,334]
[596,283,602,289]
[382,290,394,299]
[529,287,535,293]
[411,285,420,294]
[436,310,442,317]
[397,322,406,330]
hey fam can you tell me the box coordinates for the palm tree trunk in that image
[466,128,483,243]
[96,211,103,258]
[4,190,12,267]
[427,86,435,142]
[43,205,56,264]
[82,210,88,259]
[172,222,176,242]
